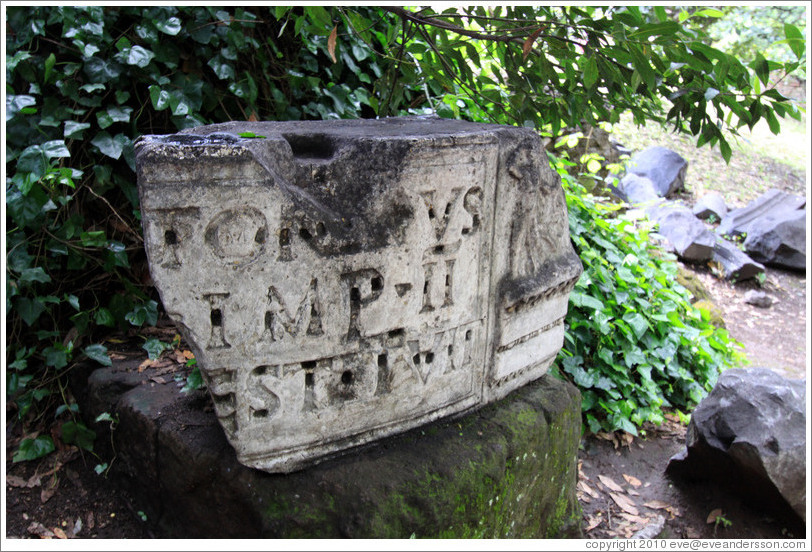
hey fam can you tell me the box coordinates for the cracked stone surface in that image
[136,117,582,472]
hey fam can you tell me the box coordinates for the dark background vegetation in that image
[5,5,806,463]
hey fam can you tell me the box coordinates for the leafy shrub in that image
[554,155,745,434]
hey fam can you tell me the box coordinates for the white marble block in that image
[136,117,582,473]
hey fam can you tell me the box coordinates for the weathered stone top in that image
[136,116,582,472]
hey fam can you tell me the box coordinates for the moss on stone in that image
[245,374,581,538]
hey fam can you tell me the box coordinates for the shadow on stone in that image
[82,362,583,538]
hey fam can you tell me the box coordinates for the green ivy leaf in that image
[13,296,46,326]
[148,85,171,111]
[125,45,155,68]
[622,312,650,340]
[156,17,182,36]
[64,120,91,139]
[83,343,112,366]
[96,106,133,129]
[42,140,70,159]
[94,308,116,327]
[80,83,106,94]
[182,364,205,393]
[90,132,129,160]
[44,345,70,369]
[125,300,158,327]
[7,94,36,121]
[142,337,170,360]
[19,267,51,284]
[61,421,96,452]
[80,230,107,247]
[13,435,55,462]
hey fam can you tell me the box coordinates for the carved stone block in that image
[135,117,582,473]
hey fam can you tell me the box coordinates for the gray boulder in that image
[712,237,765,282]
[693,191,728,221]
[743,208,806,271]
[626,146,688,198]
[744,290,773,308]
[647,203,715,262]
[717,189,805,238]
[668,368,806,522]
[615,173,661,205]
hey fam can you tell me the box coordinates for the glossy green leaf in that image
[582,56,598,90]
[83,343,112,366]
[61,421,96,452]
[125,45,155,68]
[13,436,55,462]
[142,337,170,360]
[156,17,182,36]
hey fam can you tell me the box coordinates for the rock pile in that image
[607,146,806,282]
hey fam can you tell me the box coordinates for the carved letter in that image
[420,187,463,242]
[264,278,323,341]
[462,187,482,235]
[204,293,231,349]
[341,269,384,341]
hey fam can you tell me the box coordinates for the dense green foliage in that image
[552,154,744,434]
[706,5,807,78]
[5,6,803,457]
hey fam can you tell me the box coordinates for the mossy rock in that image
[693,299,727,329]
[87,364,583,538]
[677,266,712,303]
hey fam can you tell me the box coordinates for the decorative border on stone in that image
[496,316,567,353]
[504,274,580,314]
[491,350,559,388]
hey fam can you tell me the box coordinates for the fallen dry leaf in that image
[327,25,338,63]
[707,508,724,524]
[138,359,153,372]
[52,527,68,539]
[6,475,29,488]
[578,480,600,499]
[618,432,634,448]
[150,376,167,385]
[596,431,615,442]
[610,492,640,516]
[584,515,603,532]
[618,512,649,525]
[627,489,641,497]
[27,522,54,538]
[598,474,625,493]
[623,473,642,487]
[40,486,56,504]
[85,511,95,530]
[644,499,672,510]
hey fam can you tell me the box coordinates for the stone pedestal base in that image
[83,360,582,538]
